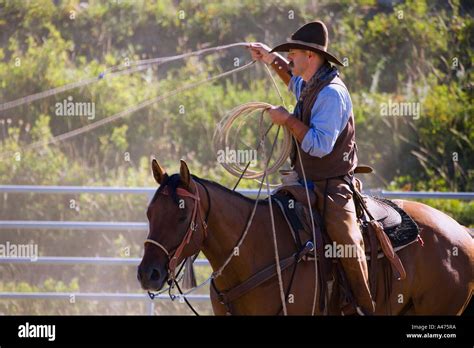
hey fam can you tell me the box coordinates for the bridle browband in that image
[144,178,210,281]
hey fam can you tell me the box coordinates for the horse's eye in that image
[178,216,187,223]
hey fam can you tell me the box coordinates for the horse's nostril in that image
[150,269,161,281]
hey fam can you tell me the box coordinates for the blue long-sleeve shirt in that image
[288,74,353,158]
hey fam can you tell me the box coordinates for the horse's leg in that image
[393,201,473,315]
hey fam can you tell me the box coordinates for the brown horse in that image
[137,159,474,315]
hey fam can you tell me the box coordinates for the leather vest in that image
[290,76,358,181]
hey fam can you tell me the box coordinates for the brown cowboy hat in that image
[270,21,344,66]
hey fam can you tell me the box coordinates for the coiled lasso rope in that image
[213,100,292,314]
[213,101,292,179]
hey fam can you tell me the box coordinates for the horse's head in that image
[137,158,208,291]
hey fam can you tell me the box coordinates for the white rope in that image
[0,42,251,113]
[213,101,291,179]
[213,84,290,313]
[261,64,320,316]
[211,148,269,278]
[295,143,320,315]
[214,62,319,315]
[261,122,288,315]
[1,61,256,161]
[144,239,169,257]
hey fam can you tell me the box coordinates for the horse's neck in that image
[199,181,265,289]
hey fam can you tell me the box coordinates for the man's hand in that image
[247,42,276,65]
[266,105,290,125]
[267,106,310,142]
[247,42,292,86]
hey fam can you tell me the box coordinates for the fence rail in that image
[1,185,473,200]
[0,221,147,231]
[0,256,210,266]
[0,292,209,315]
[0,185,472,315]
[0,292,209,301]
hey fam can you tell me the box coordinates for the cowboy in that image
[248,21,375,315]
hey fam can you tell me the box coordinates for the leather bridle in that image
[144,179,209,282]
[144,176,313,315]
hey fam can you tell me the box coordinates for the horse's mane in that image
[150,173,267,206]
[192,175,267,205]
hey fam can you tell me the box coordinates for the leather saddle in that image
[273,183,403,230]
[272,184,417,253]
[363,195,402,230]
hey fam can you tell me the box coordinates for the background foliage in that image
[0,0,472,314]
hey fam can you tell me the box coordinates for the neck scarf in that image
[299,61,339,102]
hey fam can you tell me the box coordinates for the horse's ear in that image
[179,159,191,188]
[151,158,167,185]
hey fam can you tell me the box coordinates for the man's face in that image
[287,49,311,76]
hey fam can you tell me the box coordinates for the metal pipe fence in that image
[0,185,472,314]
